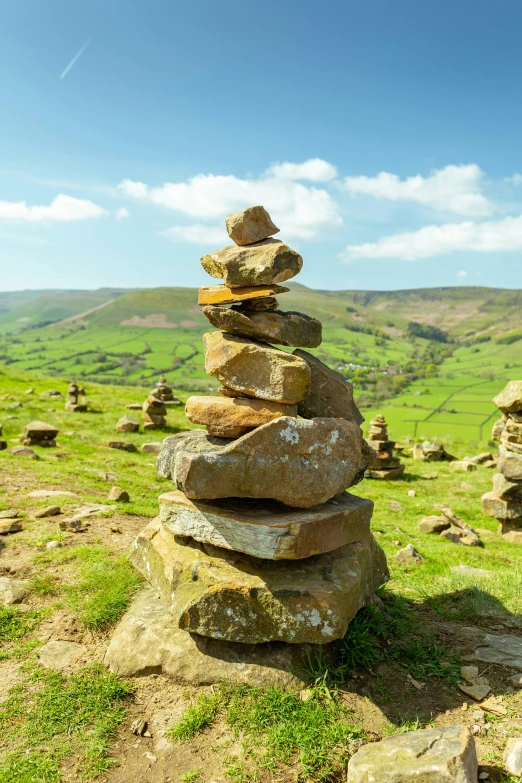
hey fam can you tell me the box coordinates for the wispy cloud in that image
[115,207,130,220]
[0,194,107,223]
[343,213,522,261]
[457,270,468,278]
[161,224,228,245]
[60,39,91,80]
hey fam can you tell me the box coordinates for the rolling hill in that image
[1,283,521,443]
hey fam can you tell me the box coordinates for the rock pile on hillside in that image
[364,414,404,479]
[22,421,59,448]
[155,375,180,406]
[412,441,454,461]
[65,381,87,412]
[482,380,522,543]
[142,389,167,431]
[107,206,388,680]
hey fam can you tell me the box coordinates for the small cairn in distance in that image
[142,387,168,431]
[365,414,404,479]
[155,376,181,406]
[482,380,522,544]
[65,381,87,412]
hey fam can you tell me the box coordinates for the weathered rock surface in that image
[115,416,139,433]
[198,284,289,306]
[107,441,138,453]
[440,527,481,546]
[493,380,522,413]
[157,417,363,508]
[108,486,130,502]
[105,587,316,687]
[35,505,61,518]
[481,490,522,519]
[504,738,522,778]
[0,518,23,534]
[418,515,451,534]
[498,445,522,480]
[141,442,163,455]
[158,490,374,560]
[347,726,477,783]
[464,627,522,669]
[11,446,37,458]
[201,239,302,287]
[292,349,363,425]
[203,331,311,404]
[130,518,388,644]
[0,577,31,605]
[24,420,59,441]
[185,395,296,438]
[0,509,18,519]
[225,205,280,246]
[395,544,423,564]
[38,640,87,671]
[242,295,279,311]
[202,306,322,348]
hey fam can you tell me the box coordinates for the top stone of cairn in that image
[225,205,280,246]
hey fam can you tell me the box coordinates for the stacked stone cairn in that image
[126,205,388,655]
[22,421,59,448]
[65,381,87,412]
[142,386,168,431]
[155,375,181,406]
[364,414,404,479]
[482,380,522,544]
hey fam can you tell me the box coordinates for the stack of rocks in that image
[118,206,388,672]
[65,381,87,412]
[22,421,59,448]
[364,415,404,480]
[412,441,454,461]
[142,388,167,431]
[482,381,522,544]
[155,376,180,406]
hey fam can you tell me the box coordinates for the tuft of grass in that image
[63,546,143,629]
[0,607,41,642]
[169,684,363,782]
[179,769,203,783]
[0,663,133,782]
[30,573,61,597]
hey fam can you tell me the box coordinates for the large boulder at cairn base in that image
[347,726,478,783]
[203,331,311,404]
[225,205,280,246]
[158,490,374,560]
[201,239,302,287]
[185,395,296,438]
[129,518,389,644]
[493,380,522,413]
[157,417,363,508]
[202,306,322,348]
[293,349,363,425]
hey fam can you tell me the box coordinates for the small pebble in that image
[46,540,63,550]
[408,489,416,497]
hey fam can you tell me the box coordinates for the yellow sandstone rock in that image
[185,395,296,438]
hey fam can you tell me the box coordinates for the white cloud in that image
[505,173,522,185]
[343,213,522,261]
[457,270,468,278]
[264,158,338,182]
[115,207,130,220]
[340,164,493,217]
[117,161,342,240]
[0,194,107,223]
[161,224,228,245]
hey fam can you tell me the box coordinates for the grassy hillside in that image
[0,283,521,443]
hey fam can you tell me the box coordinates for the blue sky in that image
[2,0,522,292]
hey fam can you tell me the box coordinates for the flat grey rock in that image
[105,586,319,688]
[450,565,493,578]
[463,627,522,670]
[0,577,31,605]
[38,640,87,670]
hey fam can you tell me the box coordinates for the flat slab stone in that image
[0,518,23,534]
[158,490,374,560]
[0,577,30,605]
[202,306,322,348]
[105,587,315,687]
[198,284,289,306]
[157,417,363,508]
[364,466,405,480]
[481,490,522,520]
[492,472,522,499]
[38,640,87,671]
[493,380,522,413]
[450,565,494,578]
[204,331,311,404]
[130,518,388,644]
[225,205,280,246]
[185,395,296,438]
[293,349,363,425]
[347,726,478,783]
[24,420,59,440]
[201,239,302,287]
[27,489,78,498]
[463,627,522,669]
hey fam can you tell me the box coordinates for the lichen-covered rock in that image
[198,283,289,306]
[292,349,363,425]
[203,331,311,404]
[185,395,296,438]
[225,205,280,246]
[493,380,522,413]
[201,239,302,287]
[347,726,478,783]
[202,306,322,348]
[129,518,388,644]
[157,417,363,508]
[158,489,374,560]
